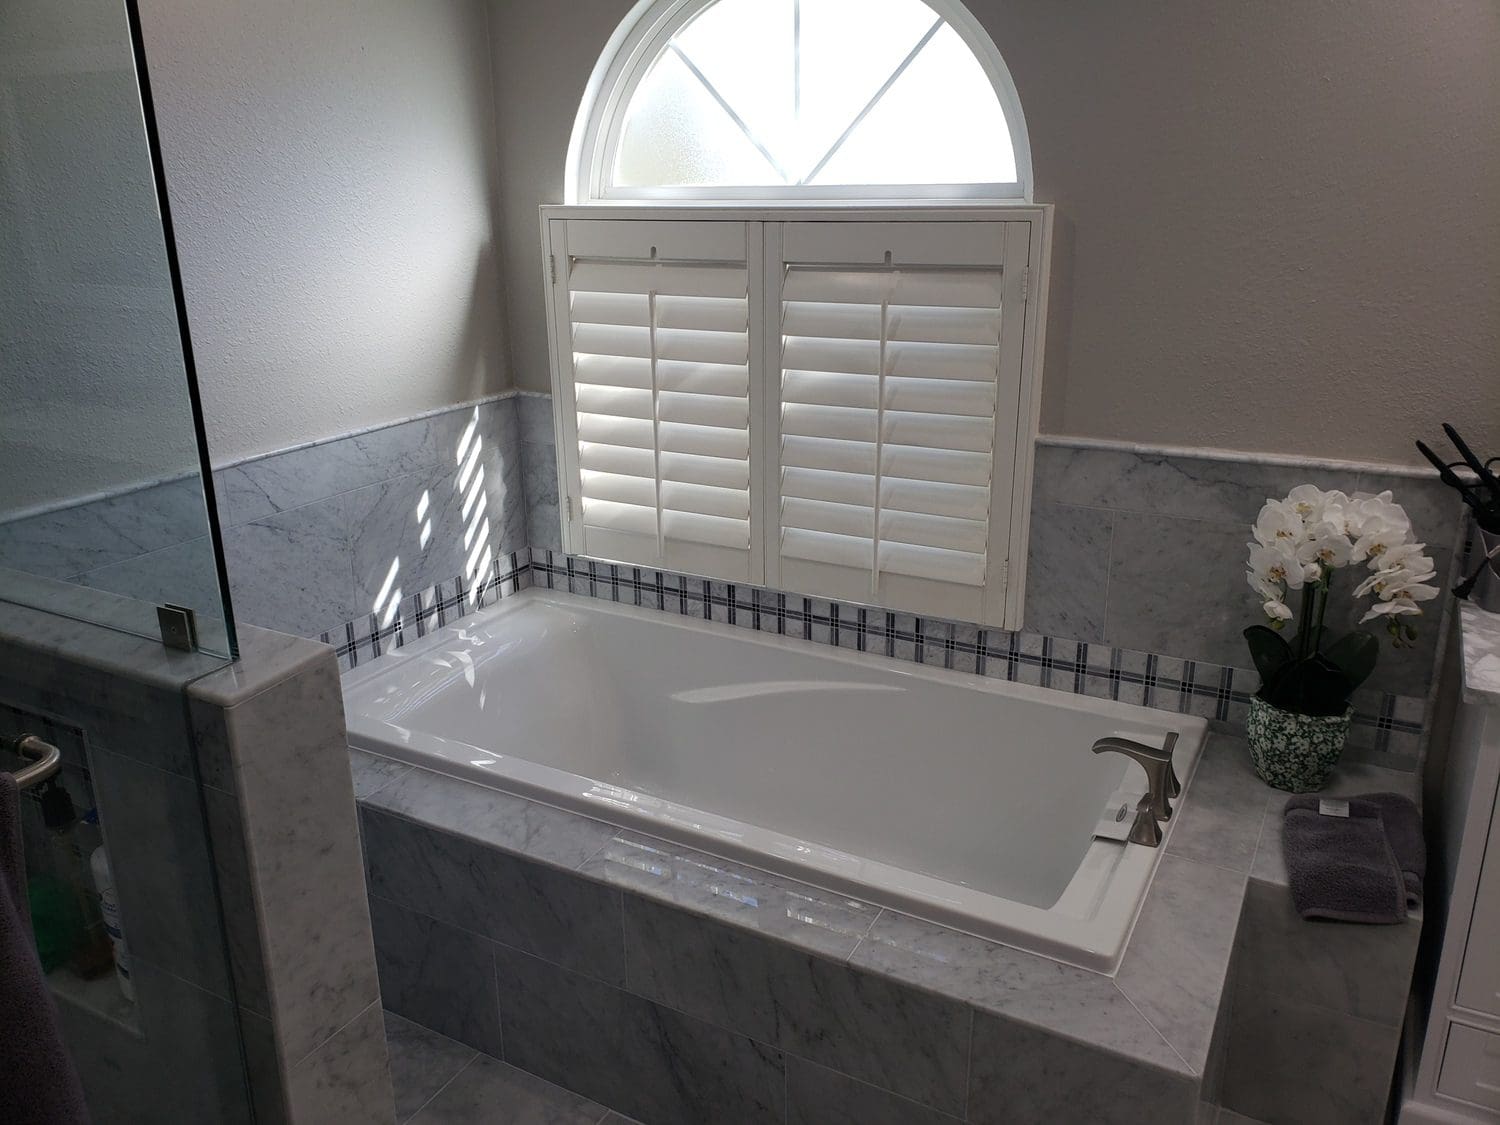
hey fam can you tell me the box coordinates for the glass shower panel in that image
[0,0,234,657]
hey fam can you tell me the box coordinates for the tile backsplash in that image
[0,388,1461,770]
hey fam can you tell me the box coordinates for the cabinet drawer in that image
[1439,1023,1500,1112]
[1457,795,1500,1017]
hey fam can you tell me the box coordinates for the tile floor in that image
[385,1011,641,1125]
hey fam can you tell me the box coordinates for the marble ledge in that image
[187,623,334,708]
[1459,600,1500,705]
[347,737,1272,1082]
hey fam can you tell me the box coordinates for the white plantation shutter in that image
[544,209,1046,628]
[770,221,1031,625]
[551,220,763,582]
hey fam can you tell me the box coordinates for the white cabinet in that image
[1403,603,1500,1125]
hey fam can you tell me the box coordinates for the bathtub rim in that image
[342,587,1209,973]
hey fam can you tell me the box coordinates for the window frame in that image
[541,204,1052,630]
[565,0,1035,204]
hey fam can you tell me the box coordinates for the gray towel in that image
[1282,792,1424,923]
[0,772,92,1124]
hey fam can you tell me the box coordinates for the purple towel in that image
[0,772,91,1124]
[1282,792,1424,924]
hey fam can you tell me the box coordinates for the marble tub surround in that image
[354,734,1293,1125]
[188,623,394,1125]
[517,391,562,555]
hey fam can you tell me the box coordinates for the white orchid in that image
[1296,519,1353,569]
[1247,542,1307,590]
[1263,599,1294,623]
[1252,500,1304,548]
[1245,483,1437,641]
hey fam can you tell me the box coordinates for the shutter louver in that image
[775,256,1009,618]
[561,224,759,581]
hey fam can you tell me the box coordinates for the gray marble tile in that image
[370,895,504,1058]
[362,766,616,870]
[1165,737,1269,873]
[849,911,1183,1069]
[523,441,562,554]
[75,534,225,622]
[622,896,969,1116]
[240,1008,289,1125]
[350,749,414,801]
[1032,446,1364,527]
[89,746,234,998]
[363,806,625,983]
[1217,1110,1269,1125]
[494,943,785,1125]
[1115,855,1247,1072]
[215,405,486,529]
[287,1001,396,1125]
[408,1053,608,1125]
[1235,878,1420,1026]
[196,649,382,1065]
[1023,502,1112,642]
[969,1007,1201,1125]
[581,831,878,960]
[1105,511,1253,669]
[517,393,558,447]
[384,1011,478,1123]
[201,785,271,1017]
[55,958,255,1124]
[1461,600,1500,702]
[221,492,356,637]
[786,1055,963,1125]
[1219,989,1398,1125]
[0,475,210,579]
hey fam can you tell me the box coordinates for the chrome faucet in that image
[1092,732,1180,848]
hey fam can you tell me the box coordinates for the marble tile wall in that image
[355,753,1220,1125]
[0,394,528,643]
[189,625,394,1125]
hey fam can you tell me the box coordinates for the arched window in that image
[569,0,1031,201]
[546,0,1049,629]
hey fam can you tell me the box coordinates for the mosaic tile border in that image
[320,550,532,672]
[320,548,1424,762]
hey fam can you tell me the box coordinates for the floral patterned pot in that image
[1246,696,1352,792]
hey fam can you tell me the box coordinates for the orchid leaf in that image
[1264,656,1352,717]
[1320,630,1379,692]
[1243,625,1293,689]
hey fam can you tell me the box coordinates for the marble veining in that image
[407,1051,609,1125]
[384,1011,477,1123]
[856,910,1184,1067]
[1460,600,1500,703]
[361,758,616,869]
[621,895,971,1115]
[362,806,626,984]
[287,1001,396,1125]
[370,896,504,1058]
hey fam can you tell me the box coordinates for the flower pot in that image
[1245,696,1353,793]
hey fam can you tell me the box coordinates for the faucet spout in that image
[1092,733,1179,830]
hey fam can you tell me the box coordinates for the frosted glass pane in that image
[614,49,783,187]
[673,0,795,173]
[810,24,1015,186]
[794,0,938,180]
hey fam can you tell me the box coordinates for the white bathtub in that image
[342,590,1206,971]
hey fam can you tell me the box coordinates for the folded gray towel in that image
[0,772,92,1124]
[1282,792,1424,924]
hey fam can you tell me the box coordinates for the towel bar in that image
[3,734,62,790]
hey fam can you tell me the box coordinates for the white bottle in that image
[90,845,133,1002]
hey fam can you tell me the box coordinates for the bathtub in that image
[342,589,1207,971]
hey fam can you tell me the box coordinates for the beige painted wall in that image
[489,0,1500,466]
[137,0,512,466]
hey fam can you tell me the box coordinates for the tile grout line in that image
[1111,981,1196,1077]
[402,1051,480,1125]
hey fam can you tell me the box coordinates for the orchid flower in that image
[1247,542,1307,590]
[1296,519,1353,569]
[1252,501,1303,549]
